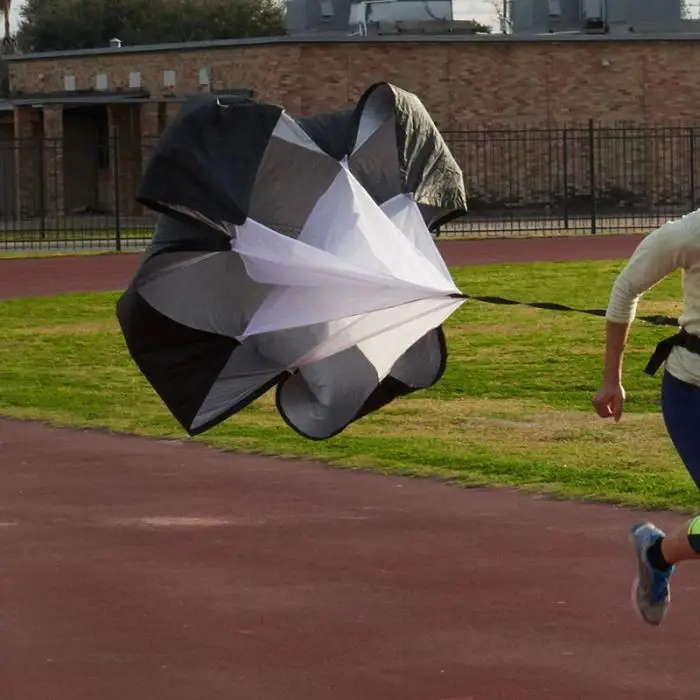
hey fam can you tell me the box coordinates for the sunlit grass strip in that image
[0,260,695,511]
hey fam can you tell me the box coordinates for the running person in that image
[593,209,700,626]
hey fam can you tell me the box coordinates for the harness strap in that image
[644,328,700,376]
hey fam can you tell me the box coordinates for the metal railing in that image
[439,120,700,238]
[1,122,699,252]
[0,135,158,253]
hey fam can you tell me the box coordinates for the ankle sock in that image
[646,537,672,572]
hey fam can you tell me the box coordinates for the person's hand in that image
[592,381,626,422]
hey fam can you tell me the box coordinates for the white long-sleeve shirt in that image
[606,208,700,387]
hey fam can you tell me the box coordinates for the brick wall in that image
[43,106,64,217]
[9,38,700,218]
[445,124,700,217]
[10,39,700,128]
[108,104,144,217]
[13,108,42,218]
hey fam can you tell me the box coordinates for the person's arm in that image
[594,210,700,420]
[592,320,631,421]
[602,319,631,385]
[606,209,700,327]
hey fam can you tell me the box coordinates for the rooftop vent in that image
[581,0,607,32]
[548,0,562,17]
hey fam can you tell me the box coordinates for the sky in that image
[3,0,22,34]
[1,1,502,37]
[4,0,700,37]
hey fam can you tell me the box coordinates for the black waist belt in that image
[644,328,700,376]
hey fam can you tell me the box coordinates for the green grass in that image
[0,259,698,512]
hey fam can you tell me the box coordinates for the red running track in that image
[5,234,697,700]
[0,235,642,299]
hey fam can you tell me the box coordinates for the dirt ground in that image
[5,234,699,700]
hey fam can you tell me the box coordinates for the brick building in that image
[2,33,700,226]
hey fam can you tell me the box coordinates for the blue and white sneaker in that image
[628,522,674,626]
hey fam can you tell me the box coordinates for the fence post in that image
[112,134,122,252]
[38,136,46,240]
[562,127,569,230]
[690,127,696,211]
[588,119,597,235]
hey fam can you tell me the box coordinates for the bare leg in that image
[628,514,700,626]
[661,518,700,565]
[627,371,700,625]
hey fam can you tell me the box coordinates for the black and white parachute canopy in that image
[116,82,468,440]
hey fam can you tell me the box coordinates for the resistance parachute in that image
[116,82,468,440]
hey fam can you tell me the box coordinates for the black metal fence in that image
[440,120,700,239]
[1,121,699,252]
[0,134,159,253]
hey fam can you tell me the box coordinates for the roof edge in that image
[5,30,700,62]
